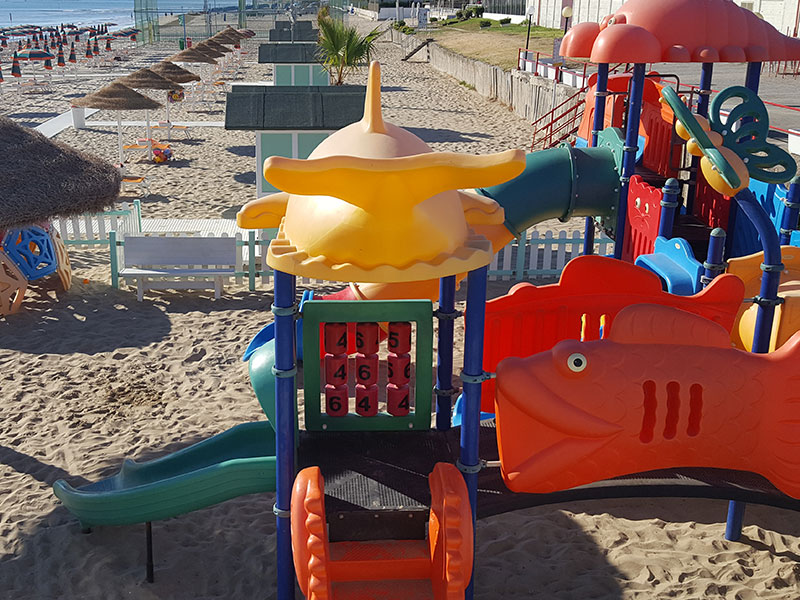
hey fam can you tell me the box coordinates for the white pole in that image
[165,96,172,141]
[145,108,152,142]
[116,114,124,164]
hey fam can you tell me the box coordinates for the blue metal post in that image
[779,176,800,245]
[460,265,488,600]
[658,178,680,239]
[274,269,297,600]
[583,62,609,256]
[725,189,782,541]
[436,275,457,431]
[687,63,714,214]
[613,63,646,260]
[702,228,727,287]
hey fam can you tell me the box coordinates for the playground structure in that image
[50,0,800,597]
[0,223,72,316]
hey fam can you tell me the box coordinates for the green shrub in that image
[401,25,415,34]
[455,9,464,19]
[479,19,491,28]
[499,17,511,24]
[430,16,438,22]
[475,6,485,17]
[396,19,406,27]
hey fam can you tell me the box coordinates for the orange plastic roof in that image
[561,0,800,64]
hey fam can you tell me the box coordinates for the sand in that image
[1,18,800,600]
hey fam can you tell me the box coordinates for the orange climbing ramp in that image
[480,255,745,412]
[291,462,473,600]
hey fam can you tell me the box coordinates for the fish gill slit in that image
[663,381,680,440]
[687,383,703,437]
[639,380,657,443]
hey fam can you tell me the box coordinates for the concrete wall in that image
[390,29,581,127]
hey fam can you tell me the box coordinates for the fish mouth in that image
[496,366,623,491]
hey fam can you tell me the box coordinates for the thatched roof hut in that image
[150,60,201,84]
[0,117,121,230]
[168,47,218,64]
[72,81,162,110]
[116,67,180,91]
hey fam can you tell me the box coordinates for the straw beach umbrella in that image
[191,43,225,60]
[150,60,201,84]
[116,68,179,141]
[72,82,162,163]
[168,47,217,65]
[0,116,121,230]
[201,39,232,54]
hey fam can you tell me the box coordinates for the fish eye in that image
[608,16,617,24]
[567,353,587,373]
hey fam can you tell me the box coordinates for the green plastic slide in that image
[54,419,276,527]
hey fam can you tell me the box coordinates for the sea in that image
[0,0,220,30]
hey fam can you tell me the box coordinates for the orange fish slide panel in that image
[291,463,473,600]
[480,255,744,413]
[494,304,800,499]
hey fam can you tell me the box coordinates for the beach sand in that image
[1,21,800,599]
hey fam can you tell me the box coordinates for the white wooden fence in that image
[109,227,614,292]
[489,229,614,281]
[52,200,141,247]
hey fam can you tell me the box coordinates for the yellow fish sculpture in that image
[237,61,525,283]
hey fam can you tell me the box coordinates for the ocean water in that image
[0,0,218,29]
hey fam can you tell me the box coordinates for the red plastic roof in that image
[561,0,800,64]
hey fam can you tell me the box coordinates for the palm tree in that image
[316,17,382,85]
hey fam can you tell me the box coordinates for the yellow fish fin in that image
[458,190,505,226]
[262,149,525,212]
[237,191,290,229]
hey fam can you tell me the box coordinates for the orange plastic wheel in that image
[428,463,473,600]
[291,467,332,600]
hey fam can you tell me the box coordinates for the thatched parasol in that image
[0,116,121,230]
[168,47,218,64]
[73,82,162,163]
[150,60,201,84]
[209,32,239,45]
[191,43,225,59]
[115,68,180,141]
[201,38,233,54]
[219,26,247,40]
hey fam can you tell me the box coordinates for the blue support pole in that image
[273,269,297,600]
[658,178,680,239]
[613,63,646,260]
[583,62,609,256]
[724,189,782,541]
[460,265,488,600]
[436,275,457,431]
[702,228,727,287]
[687,63,714,215]
[779,176,800,246]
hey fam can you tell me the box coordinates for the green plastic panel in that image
[294,64,311,86]
[259,132,293,193]
[298,132,329,158]
[274,64,293,86]
[302,300,434,432]
[312,65,329,86]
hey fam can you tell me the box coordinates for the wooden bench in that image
[118,235,236,301]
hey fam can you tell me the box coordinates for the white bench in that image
[118,235,237,301]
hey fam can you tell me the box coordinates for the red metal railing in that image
[530,86,588,149]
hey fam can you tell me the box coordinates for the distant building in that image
[526,0,799,38]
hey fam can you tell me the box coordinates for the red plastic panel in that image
[480,255,745,412]
[694,170,730,229]
[622,175,662,262]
